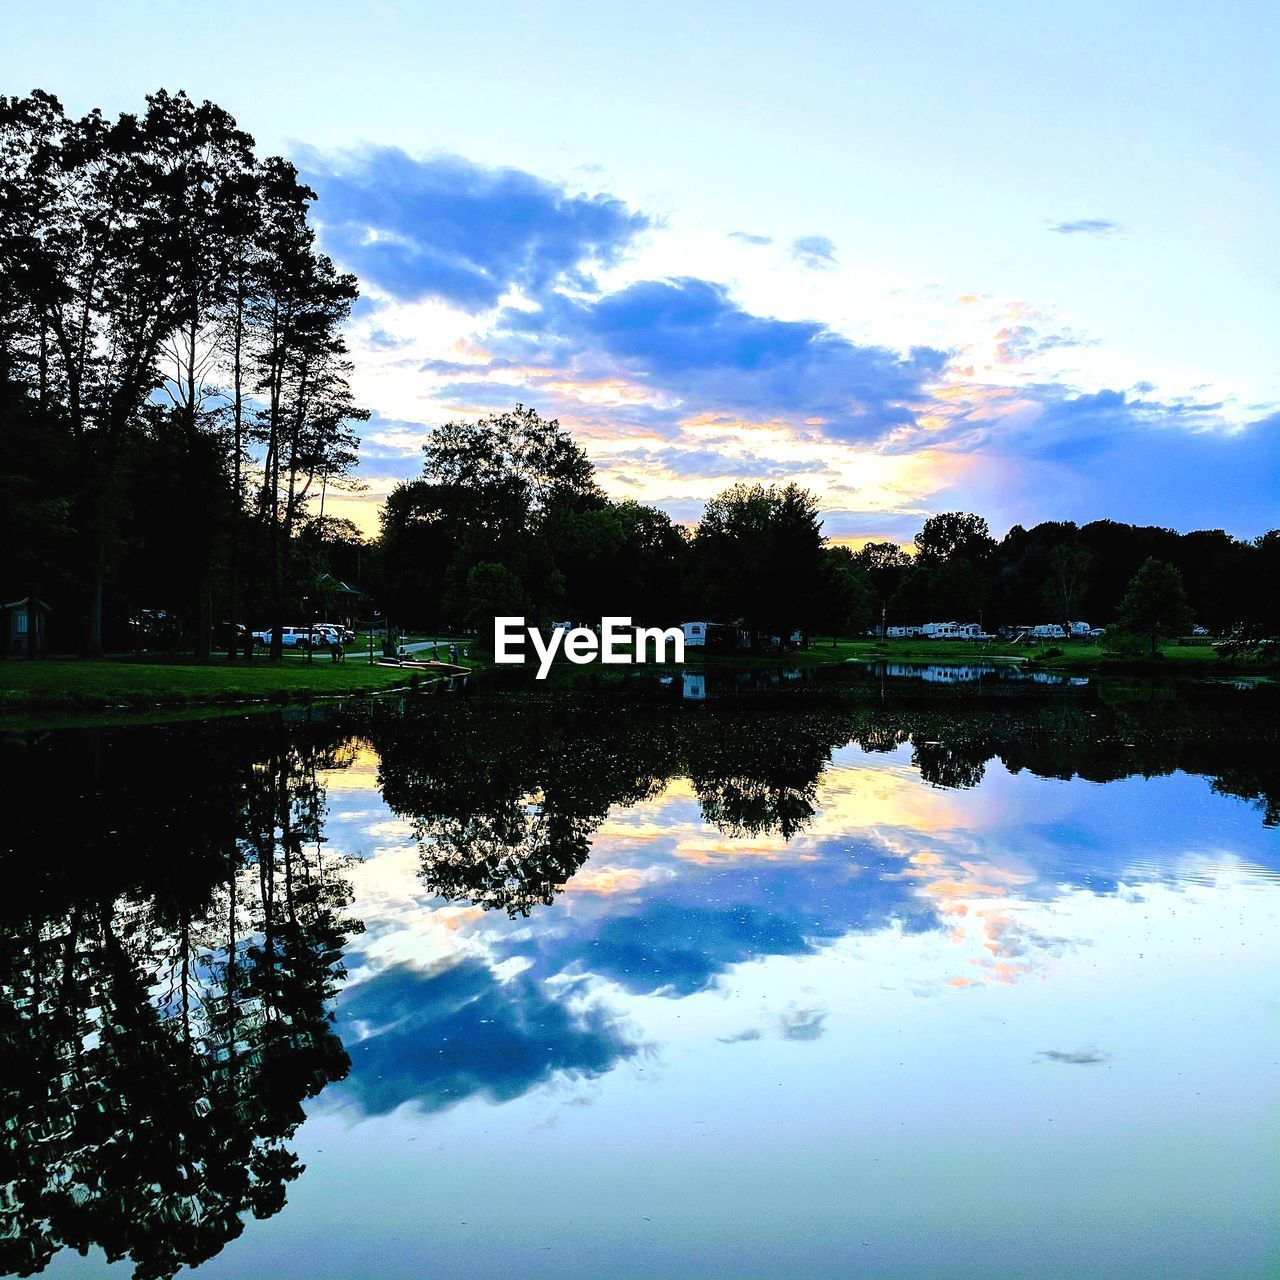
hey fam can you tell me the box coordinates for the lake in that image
[3,665,1278,1279]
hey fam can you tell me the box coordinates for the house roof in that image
[316,574,366,597]
[1,597,52,611]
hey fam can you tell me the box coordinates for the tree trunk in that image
[194,576,212,662]
[86,548,104,658]
[227,304,244,660]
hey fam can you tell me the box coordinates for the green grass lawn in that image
[0,650,444,713]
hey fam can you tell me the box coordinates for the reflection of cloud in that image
[563,865,667,896]
[551,900,815,997]
[335,959,637,1116]
[1038,1048,1112,1065]
[779,1007,828,1041]
[1047,218,1119,237]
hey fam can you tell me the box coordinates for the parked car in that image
[313,623,355,644]
[252,626,325,649]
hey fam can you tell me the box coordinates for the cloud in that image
[926,387,1280,534]
[492,276,948,441]
[1038,1048,1111,1065]
[792,234,837,269]
[312,149,1269,539]
[298,145,649,311]
[1047,219,1119,237]
[603,447,814,480]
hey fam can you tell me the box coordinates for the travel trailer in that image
[922,621,994,640]
[681,621,740,651]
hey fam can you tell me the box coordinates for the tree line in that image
[0,89,367,660]
[3,88,1275,662]
[380,405,1280,652]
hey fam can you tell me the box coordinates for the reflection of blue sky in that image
[107,717,1280,1280]
[311,736,1280,1126]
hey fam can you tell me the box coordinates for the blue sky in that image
[5,0,1277,542]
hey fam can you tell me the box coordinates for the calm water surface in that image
[3,667,1278,1279]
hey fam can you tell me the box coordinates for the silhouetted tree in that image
[1105,557,1195,656]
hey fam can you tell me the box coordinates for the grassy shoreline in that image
[0,653,443,715]
[2,637,1269,725]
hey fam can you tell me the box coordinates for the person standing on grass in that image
[449,642,458,664]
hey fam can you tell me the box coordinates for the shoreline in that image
[2,640,1271,730]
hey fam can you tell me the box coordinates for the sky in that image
[4,0,1278,544]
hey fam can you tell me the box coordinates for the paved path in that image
[401,639,467,656]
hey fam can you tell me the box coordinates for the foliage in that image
[692,482,827,637]
[1103,557,1195,656]
[0,90,367,658]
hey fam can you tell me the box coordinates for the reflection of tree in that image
[372,695,862,913]
[370,676,1280,917]
[373,697,673,915]
[688,708,853,838]
[0,718,359,1280]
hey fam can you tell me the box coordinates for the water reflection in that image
[0,720,359,1279]
[2,668,1279,1278]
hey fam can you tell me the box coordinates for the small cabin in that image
[2,597,51,656]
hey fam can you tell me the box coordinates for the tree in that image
[820,546,875,643]
[250,164,366,661]
[423,403,599,515]
[914,512,995,567]
[1106,557,1194,656]
[899,512,995,626]
[0,90,364,658]
[1041,543,1091,639]
[694,482,825,637]
[0,91,260,654]
[462,561,531,633]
